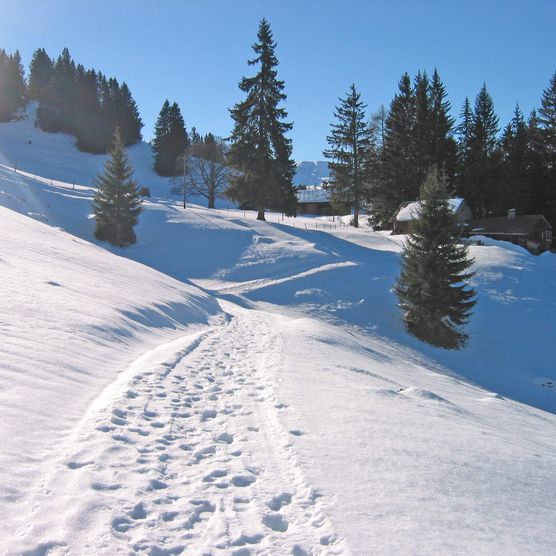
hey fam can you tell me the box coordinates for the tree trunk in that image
[257,206,266,221]
[353,205,359,228]
[208,193,215,209]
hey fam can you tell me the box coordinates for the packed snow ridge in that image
[0,108,555,554]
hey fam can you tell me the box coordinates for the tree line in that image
[0,46,143,153]
[325,70,556,232]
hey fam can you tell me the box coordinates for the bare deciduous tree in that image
[183,137,230,208]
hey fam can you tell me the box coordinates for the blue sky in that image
[1,0,555,160]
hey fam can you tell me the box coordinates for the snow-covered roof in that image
[296,187,330,204]
[396,198,465,221]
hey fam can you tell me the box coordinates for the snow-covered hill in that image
[1,110,556,554]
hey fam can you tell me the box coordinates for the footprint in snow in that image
[262,513,289,533]
[231,474,256,487]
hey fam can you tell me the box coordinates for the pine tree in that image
[28,48,53,101]
[394,167,476,349]
[323,84,376,227]
[226,18,297,220]
[92,129,142,246]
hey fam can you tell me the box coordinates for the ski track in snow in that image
[18,304,346,556]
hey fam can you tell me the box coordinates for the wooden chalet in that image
[296,187,333,215]
[466,211,552,254]
[390,198,473,234]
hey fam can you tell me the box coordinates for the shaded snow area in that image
[1,112,556,554]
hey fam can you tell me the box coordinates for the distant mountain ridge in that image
[294,160,329,186]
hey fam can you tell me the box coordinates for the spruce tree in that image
[28,48,53,101]
[324,84,376,227]
[152,100,187,176]
[92,129,142,246]
[226,18,297,220]
[464,84,500,216]
[394,167,476,349]
[500,105,530,213]
[377,73,417,223]
[429,69,457,181]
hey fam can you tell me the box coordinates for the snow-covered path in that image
[16,303,346,555]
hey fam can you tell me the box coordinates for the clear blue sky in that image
[1,0,555,160]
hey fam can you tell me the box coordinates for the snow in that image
[296,186,330,204]
[293,160,329,186]
[397,197,465,221]
[1,108,556,554]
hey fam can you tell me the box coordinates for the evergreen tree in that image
[413,70,432,186]
[152,100,187,176]
[394,167,476,349]
[115,82,143,146]
[461,84,500,216]
[538,71,556,228]
[190,126,201,144]
[226,18,297,220]
[429,69,457,181]
[33,49,143,153]
[92,129,142,246]
[37,47,76,132]
[500,105,529,213]
[524,109,549,215]
[28,48,53,101]
[0,49,26,121]
[323,84,376,227]
[377,73,417,223]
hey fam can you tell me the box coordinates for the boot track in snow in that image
[19,302,347,555]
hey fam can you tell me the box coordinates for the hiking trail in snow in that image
[17,301,346,556]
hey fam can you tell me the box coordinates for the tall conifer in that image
[226,18,297,220]
[324,84,376,227]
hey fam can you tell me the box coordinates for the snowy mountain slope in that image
[0,104,326,200]
[0,206,221,547]
[293,160,329,186]
[1,113,556,553]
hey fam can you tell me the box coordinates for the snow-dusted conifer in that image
[395,167,476,349]
[92,129,142,246]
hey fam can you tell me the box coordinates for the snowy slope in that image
[1,112,556,554]
[293,160,329,186]
[0,104,327,200]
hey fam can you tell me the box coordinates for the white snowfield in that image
[0,108,556,554]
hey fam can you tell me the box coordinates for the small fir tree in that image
[324,84,376,227]
[92,129,142,246]
[226,18,297,220]
[394,167,476,349]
